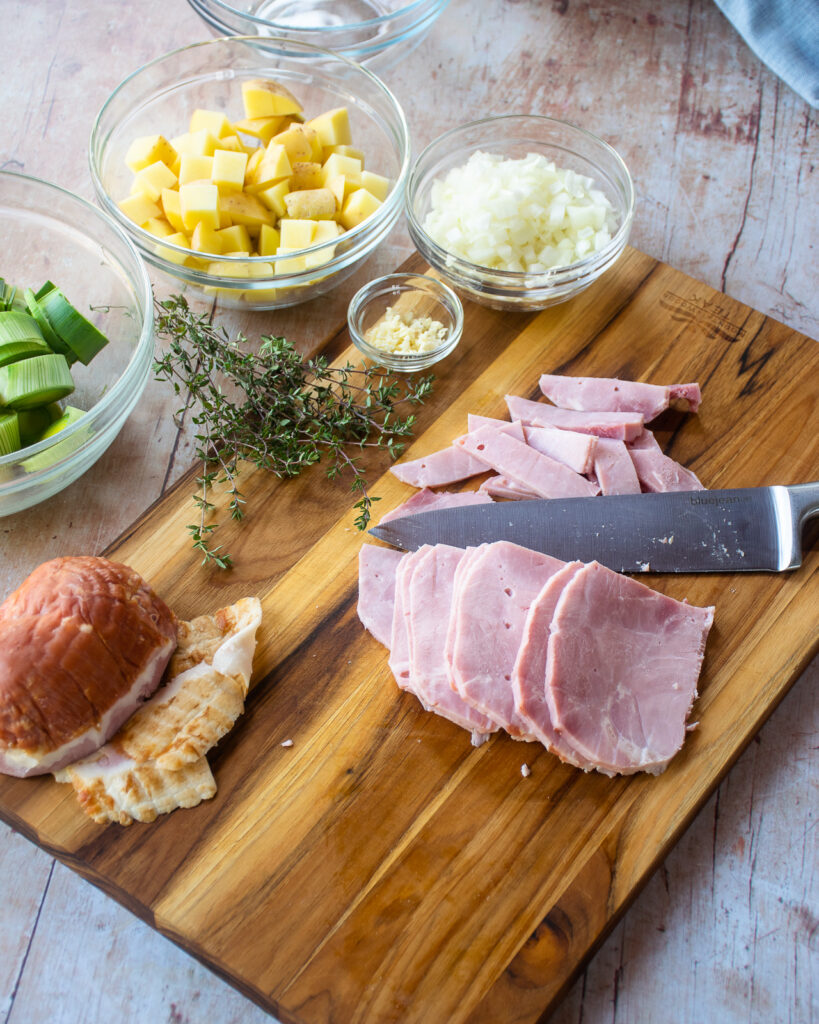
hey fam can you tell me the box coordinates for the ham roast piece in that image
[0,556,177,777]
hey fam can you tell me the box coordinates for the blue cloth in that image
[714,0,819,107]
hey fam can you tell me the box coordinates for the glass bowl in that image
[0,172,153,516]
[186,0,451,70]
[89,36,410,311]
[406,114,635,312]
[347,272,463,371]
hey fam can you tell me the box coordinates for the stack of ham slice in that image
[358,539,714,776]
[389,373,704,500]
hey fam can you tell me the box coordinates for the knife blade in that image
[368,483,819,573]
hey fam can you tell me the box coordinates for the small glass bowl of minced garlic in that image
[348,273,463,372]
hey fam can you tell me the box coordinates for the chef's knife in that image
[369,483,819,573]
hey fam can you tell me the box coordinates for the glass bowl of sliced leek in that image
[89,35,410,311]
[0,171,153,516]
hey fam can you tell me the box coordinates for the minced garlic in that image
[365,306,448,355]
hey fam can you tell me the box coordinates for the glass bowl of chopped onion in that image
[406,114,635,312]
[347,272,463,371]
[90,36,410,312]
[0,172,153,515]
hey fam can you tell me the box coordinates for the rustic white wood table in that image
[1,1,816,1022]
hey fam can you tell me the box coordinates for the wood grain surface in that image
[1,247,816,1024]
[1,1,817,1022]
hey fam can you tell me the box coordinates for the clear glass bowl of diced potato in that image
[89,36,410,310]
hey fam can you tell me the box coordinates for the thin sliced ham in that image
[447,541,564,739]
[539,374,702,421]
[545,561,714,775]
[378,487,493,525]
[405,545,497,742]
[456,424,598,499]
[357,546,405,648]
[522,424,598,475]
[593,438,641,495]
[479,475,540,500]
[506,394,644,442]
[391,422,524,488]
[512,561,594,769]
[629,448,704,492]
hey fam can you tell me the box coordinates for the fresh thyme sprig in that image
[153,295,433,569]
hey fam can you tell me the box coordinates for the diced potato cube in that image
[191,222,224,256]
[279,219,317,249]
[157,231,194,266]
[216,224,253,253]
[284,188,336,220]
[180,182,220,231]
[241,78,303,119]
[143,216,175,238]
[160,188,186,233]
[274,251,309,274]
[190,109,232,139]
[271,126,314,164]
[326,174,354,208]
[233,116,286,145]
[247,143,292,190]
[289,162,324,191]
[132,160,177,201]
[178,154,214,185]
[258,223,281,256]
[305,220,341,269]
[306,107,352,147]
[300,125,324,162]
[217,134,247,153]
[125,134,177,172]
[118,193,162,226]
[339,187,382,229]
[171,129,219,158]
[361,170,390,201]
[324,144,365,166]
[245,147,265,182]
[218,191,273,229]
[321,152,362,187]
[208,259,274,279]
[255,180,290,219]
[212,149,249,191]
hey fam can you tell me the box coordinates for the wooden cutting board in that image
[1,247,817,1024]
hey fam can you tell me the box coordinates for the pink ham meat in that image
[629,448,704,492]
[593,438,641,495]
[479,475,540,500]
[506,394,644,441]
[390,422,525,488]
[405,545,497,742]
[522,425,598,475]
[447,541,565,739]
[539,374,702,421]
[512,561,594,769]
[378,487,493,525]
[457,423,598,499]
[387,551,417,692]
[357,546,405,648]
[544,561,714,775]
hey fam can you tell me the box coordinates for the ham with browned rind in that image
[544,561,714,775]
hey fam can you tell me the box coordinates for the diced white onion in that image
[422,150,619,273]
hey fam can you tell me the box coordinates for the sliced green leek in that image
[38,287,109,365]
[40,404,85,440]
[23,288,72,360]
[0,310,51,368]
[0,409,20,455]
[17,402,62,446]
[0,353,75,410]
[34,280,56,301]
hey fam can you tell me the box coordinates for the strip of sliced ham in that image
[506,394,644,441]
[357,546,405,648]
[512,561,594,769]
[446,541,565,739]
[390,422,525,488]
[479,475,540,500]
[456,424,599,499]
[522,424,598,475]
[593,438,642,495]
[545,561,714,774]
[378,487,493,525]
[539,374,702,421]
[629,448,704,492]
[405,545,497,743]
